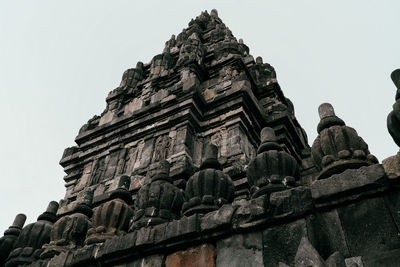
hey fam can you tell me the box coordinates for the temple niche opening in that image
[1,9,400,267]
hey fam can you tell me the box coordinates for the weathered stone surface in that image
[216,232,263,267]
[362,248,400,267]
[117,254,165,267]
[310,164,386,201]
[164,214,199,243]
[263,219,309,266]
[325,252,346,267]
[294,237,326,267]
[384,190,400,233]
[165,244,215,267]
[46,251,70,267]
[337,197,400,258]
[344,256,364,267]
[200,204,235,232]
[231,195,268,228]
[95,231,136,259]
[68,244,99,266]
[382,152,400,179]
[306,210,349,259]
[269,186,313,219]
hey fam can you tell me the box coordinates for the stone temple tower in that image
[2,9,400,267]
[57,8,310,216]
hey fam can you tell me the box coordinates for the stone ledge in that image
[25,169,399,266]
[311,164,388,203]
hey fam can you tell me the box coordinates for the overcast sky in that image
[1,1,399,232]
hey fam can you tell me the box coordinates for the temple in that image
[1,9,400,267]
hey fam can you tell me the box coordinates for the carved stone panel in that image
[152,135,170,163]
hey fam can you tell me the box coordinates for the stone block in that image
[47,251,70,267]
[325,252,346,267]
[384,190,400,232]
[337,197,400,258]
[294,237,326,267]
[263,219,309,266]
[362,248,400,267]
[344,256,364,267]
[306,209,349,259]
[96,232,136,259]
[139,138,154,168]
[310,165,386,201]
[165,244,215,267]
[135,226,154,248]
[216,232,263,267]
[121,254,165,267]
[270,186,313,219]
[69,244,99,266]
[129,175,148,191]
[382,152,400,179]
[200,204,235,232]
[164,214,199,243]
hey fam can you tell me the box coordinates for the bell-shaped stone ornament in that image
[41,190,94,259]
[247,127,299,198]
[0,214,26,265]
[182,144,235,216]
[84,175,134,245]
[311,103,378,179]
[131,160,184,230]
[5,201,58,267]
[387,69,400,147]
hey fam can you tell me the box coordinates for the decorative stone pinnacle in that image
[239,38,244,44]
[149,160,171,182]
[261,127,277,143]
[136,61,144,69]
[37,201,59,223]
[46,201,59,214]
[73,190,93,217]
[258,127,282,154]
[256,56,263,65]
[317,103,345,134]
[318,103,336,119]
[391,69,400,99]
[110,175,132,204]
[11,214,26,229]
[200,144,222,170]
[210,9,218,17]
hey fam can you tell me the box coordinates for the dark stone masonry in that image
[1,9,400,267]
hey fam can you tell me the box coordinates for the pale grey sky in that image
[1,1,399,231]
